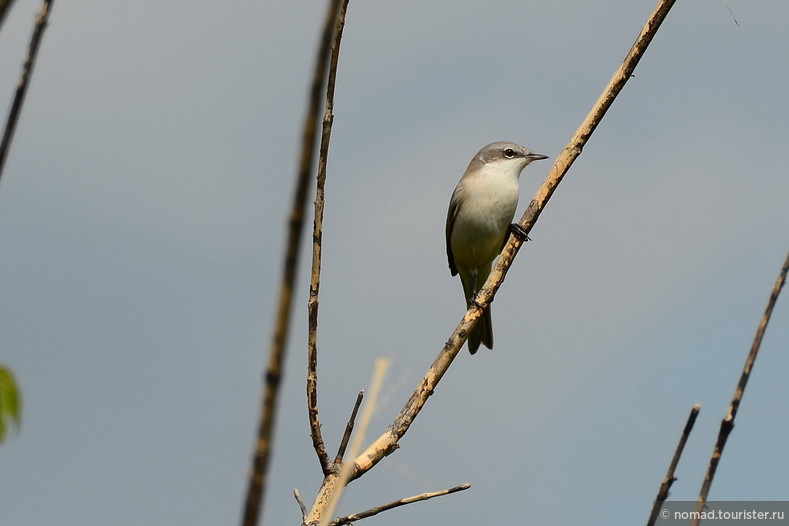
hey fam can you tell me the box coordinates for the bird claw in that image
[468,297,484,310]
[509,223,531,242]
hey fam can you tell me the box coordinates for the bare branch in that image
[307,0,351,476]
[350,0,678,480]
[0,0,54,182]
[335,391,364,464]
[692,250,789,523]
[241,1,344,524]
[647,404,701,526]
[330,483,472,526]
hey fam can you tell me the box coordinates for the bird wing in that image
[445,185,463,276]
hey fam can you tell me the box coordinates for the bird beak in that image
[526,153,549,161]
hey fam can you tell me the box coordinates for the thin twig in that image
[335,391,364,464]
[330,483,472,526]
[307,0,350,476]
[241,1,344,524]
[315,359,390,526]
[350,0,678,480]
[0,0,54,183]
[647,404,701,526]
[692,250,789,524]
[294,489,308,523]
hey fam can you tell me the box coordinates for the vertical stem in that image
[240,1,344,524]
[307,0,351,474]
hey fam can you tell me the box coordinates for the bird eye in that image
[503,148,516,158]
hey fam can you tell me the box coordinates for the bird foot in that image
[468,297,484,310]
[509,223,531,242]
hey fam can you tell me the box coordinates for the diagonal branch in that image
[647,404,701,526]
[350,0,678,480]
[692,250,789,523]
[0,0,54,182]
[307,0,351,476]
[241,1,345,524]
[329,483,471,526]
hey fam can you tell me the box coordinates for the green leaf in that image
[0,366,22,443]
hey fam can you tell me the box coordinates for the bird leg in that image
[467,273,484,310]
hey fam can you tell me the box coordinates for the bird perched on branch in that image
[445,142,548,354]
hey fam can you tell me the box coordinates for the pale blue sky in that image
[1,1,787,525]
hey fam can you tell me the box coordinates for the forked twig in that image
[692,250,789,524]
[647,404,701,526]
[241,1,345,524]
[330,483,471,526]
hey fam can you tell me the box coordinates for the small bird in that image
[445,142,548,354]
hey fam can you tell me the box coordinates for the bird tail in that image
[468,306,493,355]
